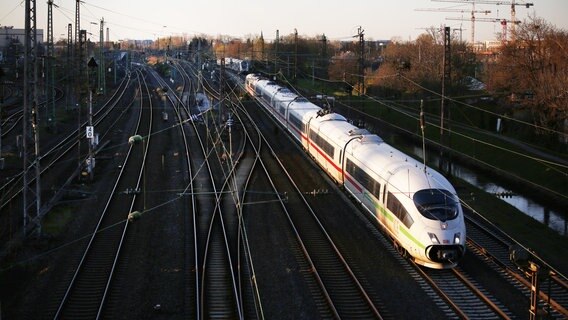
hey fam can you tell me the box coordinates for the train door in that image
[306,117,313,153]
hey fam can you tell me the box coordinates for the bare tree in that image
[487,16,568,136]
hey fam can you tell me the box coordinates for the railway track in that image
[53,69,153,319]
[417,266,514,319]
[175,59,385,318]
[228,82,385,319]
[163,64,201,319]
[0,79,129,207]
[221,69,568,319]
[0,86,63,139]
[5,57,564,319]
[164,60,245,318]
[0,74,133,242]
[465,210,568,319]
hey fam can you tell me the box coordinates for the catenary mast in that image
[23,0,42,236]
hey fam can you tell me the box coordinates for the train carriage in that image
[246,73,466,268]
[218,57,250,74]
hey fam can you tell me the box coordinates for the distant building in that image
[472,40,504,53]
[0,26,44,50]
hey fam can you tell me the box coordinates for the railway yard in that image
[0,54,567,320]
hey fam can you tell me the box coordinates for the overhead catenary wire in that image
[274,69,568,208]
[398,74,565,138]
[297,68,568,172]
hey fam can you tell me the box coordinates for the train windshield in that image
[413,189,459,222]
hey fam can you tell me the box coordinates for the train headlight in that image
[454,232,461,244]
[428,232,440,244]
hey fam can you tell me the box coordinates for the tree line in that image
[200,16,566,144]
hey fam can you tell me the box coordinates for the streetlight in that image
[128,134,146,211]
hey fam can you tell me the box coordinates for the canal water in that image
[411,147,567,236]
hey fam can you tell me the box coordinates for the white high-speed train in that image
[217,57,250,74]
[245,73,466,269]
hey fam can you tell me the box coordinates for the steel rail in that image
[53,70,150,319]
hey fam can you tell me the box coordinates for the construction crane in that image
[432,0,534,41]
[447,16,520,42]
[416,7,491,44]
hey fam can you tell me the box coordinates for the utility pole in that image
[250,39,254,61]
[0,67,4,168]
[260,31,265,67]
[274,29,279,73]
[98,18,105,95]
[23,0,42,236]
[76,29,86,171]
[75,0,82,169]
[321,34,327,57]
[87,57,97,180]
[294,28,298,80]
[46,0,56,130]
[219,57,225,125]
[354,26,365,96]
[319,34,328,80]
[440,26,452,175]
[66,23,72,110]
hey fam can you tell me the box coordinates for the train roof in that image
[262,82,283,96]
[247,73,456,198]
[288,100,322,118]
[354,140,456,197]
[273,89,298,102]
[312,114,457,196]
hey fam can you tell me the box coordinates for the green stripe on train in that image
[364,192,393,222]
[364,191,426,250]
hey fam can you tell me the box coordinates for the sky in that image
[1,0,567,43]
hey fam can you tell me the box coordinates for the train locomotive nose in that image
[439,250,455,260]
[428,245,464,264]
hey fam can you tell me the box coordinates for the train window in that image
[309,131,334,157]
[263,92,271,102]
[289,114,303,132]
[402,212,414,229]
[346,159,381,199]
[387,191,413,228]
[413,189,459,222]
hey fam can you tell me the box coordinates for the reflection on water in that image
[412,147,567,236]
